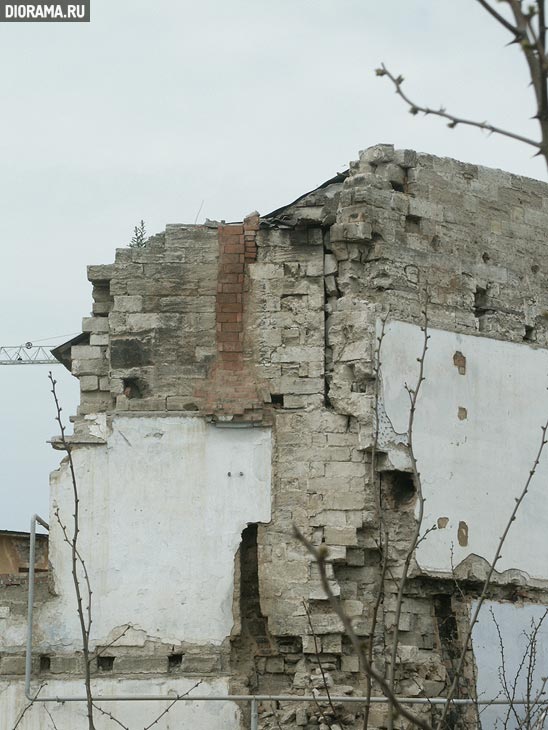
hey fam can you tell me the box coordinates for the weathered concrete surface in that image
[380,320,548,581]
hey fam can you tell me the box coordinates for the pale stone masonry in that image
[2,145,548,729]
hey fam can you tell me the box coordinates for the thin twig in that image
[90,626,131,666]
[44,705,60,730]
[142,680,202,730]
[12,682,46,729]
[49,372,95,729]
[387,291,431,730]
[475,0,520,36]
[92,703,131,730]
[375,64,542,151]
[436,415,548,729]
[303,600,337,727]
[294,526,432,730]
[364,311,389,730]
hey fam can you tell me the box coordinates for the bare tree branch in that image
[49,372,95,729]
[92,702,131,730]
[90,626,131,667]
[44,704,60,730]
[436,416,548,728]
[387,291,431,730]
[12,682,46,730]
[142,680,202,730]
[294,526,433,730]
[376,64,542,152]
[303,600,337,726]
[364,312,390,730]
[475,0,521,36]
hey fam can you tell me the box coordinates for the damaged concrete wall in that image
[2,144,548,729]
[380,320,548,580]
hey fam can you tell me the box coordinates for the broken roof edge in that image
[51,332,88,372]
[263,170,349,222]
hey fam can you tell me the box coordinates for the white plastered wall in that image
[380,321,548,580]
[0,678,238,730]
[1,416,271,730]
[42,415,272,647]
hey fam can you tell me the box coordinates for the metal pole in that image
[25,514,49,700]
[250,697,259,730]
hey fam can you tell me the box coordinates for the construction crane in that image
[0,332,80,365]
[0,343,60,365]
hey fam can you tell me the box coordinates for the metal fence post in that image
[250,697,258,730]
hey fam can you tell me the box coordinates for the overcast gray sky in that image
[0,0,545,531]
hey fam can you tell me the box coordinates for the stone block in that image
[321,634,342,654]
[323,527,358,546]
[80,376,99,392]
[341,655,360,673]
[113,295,143,313]
[87,264,115,282]
[181,653,221,673]
[72,359,108,377]
[360,144,395,164]
[50,655,83,674]
[342,600,364,617]
[92,302,112,315]
[82,316,109,333]
[0,655,26,674]
[71,345,104,360]
[128,397,167,411]
[265,656,285,673]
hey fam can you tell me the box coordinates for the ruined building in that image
[1,144,548,729]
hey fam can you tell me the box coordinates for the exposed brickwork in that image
[194,213,266,422]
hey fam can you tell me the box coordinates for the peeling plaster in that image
[41,416,272,650]
[380,320,548,580]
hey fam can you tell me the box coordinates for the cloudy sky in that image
[0,0,545,531]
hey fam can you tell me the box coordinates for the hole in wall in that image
[482,252,490,263]
[453,351,466,375]
[239,523,272,656]
[122,378,143,399]
[97,656,115,672]
[473,285,491,322]
[531,263,540,274]
[457,520,469,547]
[405,215,421,234]
[371,231,384,244]
[271,394,284,408]
[39,655,51,673]
[168,653,183,672]
[430,235,441,251]
[434,595,459,656]
[434,595,463,726]
[391,181,405,193]
[524,325,536,342]
[381,470,416,507]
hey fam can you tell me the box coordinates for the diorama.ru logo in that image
[0,1,89,21]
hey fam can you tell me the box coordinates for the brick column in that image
[195,213,264,422]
